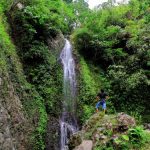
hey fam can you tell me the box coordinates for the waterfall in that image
[60,39,78,150]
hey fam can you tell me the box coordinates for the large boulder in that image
[117,112,136,127]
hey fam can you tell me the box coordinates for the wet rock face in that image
[46,116,60,150]
[47,32,65,54]
[0,75,29,150]
[0,107,15,149]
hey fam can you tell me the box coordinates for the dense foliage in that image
[0,1,48,149]
[0,0,90,148]
[72,0,150,121]
[1,0,150,149]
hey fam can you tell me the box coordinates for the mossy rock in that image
[69,112,140,150]
[68,132,82,150]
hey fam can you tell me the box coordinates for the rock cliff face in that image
[45,116,60,150]
[1,2,66,150]
[0,11,32,148]
[0,74,29,149]
[0,40,64,150]
[0,13,65,149]
[45,33,65,150]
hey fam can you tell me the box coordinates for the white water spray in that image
[60,39,78,150]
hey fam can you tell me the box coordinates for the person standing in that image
[96,89,108,113]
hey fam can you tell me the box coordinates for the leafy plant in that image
[81,105,94,122]
[128,126,145,146]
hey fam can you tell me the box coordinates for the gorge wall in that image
[0,3,65,149]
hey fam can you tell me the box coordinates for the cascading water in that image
[60,39,78,150]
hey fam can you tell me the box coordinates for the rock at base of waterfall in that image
[73,140,93,150]
[68,132,82,150]
[69,112,138,149]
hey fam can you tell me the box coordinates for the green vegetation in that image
[0,0,64,149]
[72,0,150,121]
[74,112,150,150]
[8,0,66,149]
[1,0,150,149]
[77,57,110,122]
[100,126,150,150]
[0,2,49,149]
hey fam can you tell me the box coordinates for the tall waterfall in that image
[60,39,78,150]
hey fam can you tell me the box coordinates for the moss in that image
[1,2,65,148]
[0,9,49,149]
[77,57,103,123]
[76,56,114,125]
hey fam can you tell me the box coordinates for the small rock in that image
[16,3,24,10]
[74,140,93,150]
[0,77,2,85]
[69,132,82,150]
[144,123,150,130]
[105,123,112,129]
[111,135,118,140]
[0,133,4,144]
[97,127,105,132]
[3,138,14,149]
[99,134,107,140]
[94,133,100,139]
[145,130,150,134]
